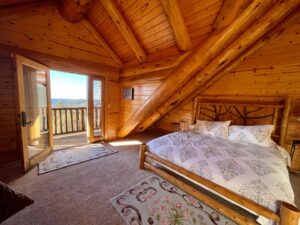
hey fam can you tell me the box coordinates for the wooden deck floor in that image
[53,131,88,151]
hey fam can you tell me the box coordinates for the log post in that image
[135,0,300,133]
[139,143,147,170]
[280,202,300,225]
[280,98,292,146]
[117,0,273,138]
[57,0,91,23]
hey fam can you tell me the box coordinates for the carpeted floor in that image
[0,131,299,225]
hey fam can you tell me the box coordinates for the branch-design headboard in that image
[193,96,291,146]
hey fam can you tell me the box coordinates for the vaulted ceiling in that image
[0,0,225,69]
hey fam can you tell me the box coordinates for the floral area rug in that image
[110,176,237,225]
[38,144,117,174]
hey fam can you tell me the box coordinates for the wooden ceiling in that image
[86,0,224,66]
[0,0,224,69]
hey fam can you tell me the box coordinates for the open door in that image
[88,76,104,143]
[14,55,53,172]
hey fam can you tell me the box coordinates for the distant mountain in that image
[51,99,87,108]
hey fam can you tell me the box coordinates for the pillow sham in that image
[0,182,34,223]
[228,125,274,147]
[194,120,231,138]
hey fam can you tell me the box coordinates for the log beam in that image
[120,70,171,85]
[117,0,273,138]
[136,2,299,132]
[120,53,190,78]
[213,0,250,30]
[82,19,123,68]
[100,0,147,63]
[137,25,284,132]
[159,0,192,51]
[58,0,91,23]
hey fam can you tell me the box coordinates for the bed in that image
[140,96,300,225]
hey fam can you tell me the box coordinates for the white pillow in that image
[194,120,231,138]
[188,124,195,130]
[228,125,274,147]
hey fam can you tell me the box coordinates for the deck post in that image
[139,143,147,170]
[280,202,300,225]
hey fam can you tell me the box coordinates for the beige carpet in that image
[0,131,299,225]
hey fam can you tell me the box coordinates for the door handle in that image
[16,112,32,127]
[21,112,32,127]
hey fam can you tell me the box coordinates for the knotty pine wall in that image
[0,52,19,164]
[120,81,161,128]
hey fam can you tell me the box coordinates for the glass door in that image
[14,55,53,172]
[88,76,104,143]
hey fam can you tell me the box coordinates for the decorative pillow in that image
[194,120,231,138]
[0,182,34,223]
[228,125,274,147]
[188,124,195,131]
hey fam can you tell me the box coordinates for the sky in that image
[50,70,87,99]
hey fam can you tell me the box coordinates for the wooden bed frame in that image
[140,96,300,225]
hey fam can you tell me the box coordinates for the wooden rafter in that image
[117,0,274,138]
[213,0,250,30]
[120,53,190,77]
[159,0,192,51]
[82,19,123,68]
[120,70,171,85]
[100,0,147,63]
[136,4,299,133]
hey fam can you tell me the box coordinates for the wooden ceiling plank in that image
[82,19,123,68]
[159,0,191,52]
[213,0,250,30]
[0,44,119,78]
[135,0,300,133]
[120,52,190,77]
[117,0,283,138]
[100,0,147,63]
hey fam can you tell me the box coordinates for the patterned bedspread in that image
[147,131,295,214]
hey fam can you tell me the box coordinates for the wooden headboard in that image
[193,96,291,146]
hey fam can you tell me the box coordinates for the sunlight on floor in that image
[108,140,142,146]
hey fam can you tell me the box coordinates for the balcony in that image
[39,107,101,150]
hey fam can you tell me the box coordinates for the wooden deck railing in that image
[52,107,87,135]
[39,107,101,135]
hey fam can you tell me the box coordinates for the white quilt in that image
[147,131,296,224]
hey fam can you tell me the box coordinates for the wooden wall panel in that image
[0,52,19,164]
[156,12,300,168]
[0,1,119,68]
[120,81,161,128]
